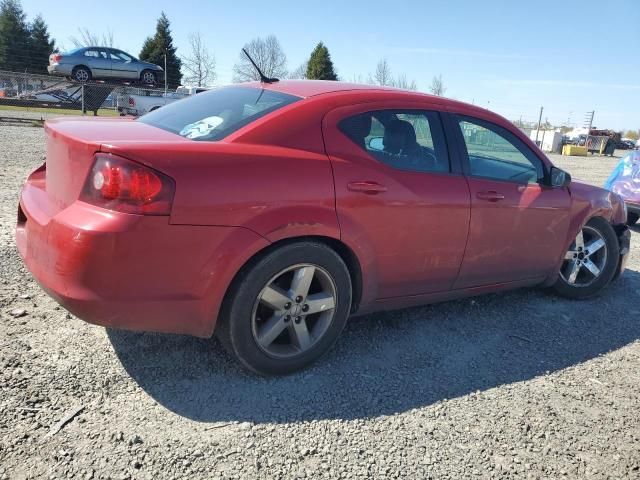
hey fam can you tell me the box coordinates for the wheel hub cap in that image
[560,225,608,287]
[251,264,337,359]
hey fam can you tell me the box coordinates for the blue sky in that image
[24,0,640,130]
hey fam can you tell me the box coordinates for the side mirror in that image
[550,167,571,187]
[368,137,384,151]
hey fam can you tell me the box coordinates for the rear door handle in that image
[347,181,387,194]
[476,190,505,202]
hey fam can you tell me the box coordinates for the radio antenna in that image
[242,48,279,83]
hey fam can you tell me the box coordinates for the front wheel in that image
[140,70,157,86]
[217,242,352,375]
[552,217,619,299]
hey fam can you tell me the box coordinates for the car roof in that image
[241,79,480,112]
[245,79,398,98]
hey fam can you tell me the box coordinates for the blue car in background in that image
[47,47,163,85]
[605,150,640,225]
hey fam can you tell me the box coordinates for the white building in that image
[529,129,563,153]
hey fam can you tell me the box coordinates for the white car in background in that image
[117,86,208,116]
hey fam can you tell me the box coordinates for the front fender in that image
[542,181,626,286]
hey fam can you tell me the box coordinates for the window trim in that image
[451,114,549,185]
[338,109,456,176]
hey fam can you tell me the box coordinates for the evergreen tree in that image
[28,14,55,75]
[306,42,337,81]
[139,12,182,88]
[0,0,30,72]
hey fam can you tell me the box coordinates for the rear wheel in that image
[552,217,619,299]
[72,66,91,83]
[628,212,639,226]
[140,70,157,86]
[217,242,352,375]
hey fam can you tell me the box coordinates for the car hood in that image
[140,61,163,70]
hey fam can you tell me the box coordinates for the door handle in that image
[347,181,387,194]
[476,190,505,202]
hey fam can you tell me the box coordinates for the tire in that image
[72,66,91,83]
[551,217,620,299]
[140,70,156,86]
[628,212,639,226]
[217,242,352,376]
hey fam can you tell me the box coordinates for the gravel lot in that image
[1,121,639,480]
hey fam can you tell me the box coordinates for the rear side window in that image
[339,110,450,173]
[138,86,300,141]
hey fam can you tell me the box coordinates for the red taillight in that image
[51,54,62,63]
[128,97,135,106]
[80,153,174,215]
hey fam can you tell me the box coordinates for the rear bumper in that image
[626,201,640,216]
[117,106,139,116]
[16,170,269,337]
[47,64,71,76]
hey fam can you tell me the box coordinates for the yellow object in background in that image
[562,145,588,156]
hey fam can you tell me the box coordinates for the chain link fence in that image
[0,70,171,117]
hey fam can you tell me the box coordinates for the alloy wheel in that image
[142,71,155,84]
[251,264,337,359]
[75,69,89,82]
[560,225,608,287]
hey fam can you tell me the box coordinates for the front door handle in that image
[347,181,387,194]
[476,190,505,202]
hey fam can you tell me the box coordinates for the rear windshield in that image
[138,86,300,141]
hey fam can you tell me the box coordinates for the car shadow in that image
[107,268,640,423]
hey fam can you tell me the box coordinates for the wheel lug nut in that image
[284,302,291,310]
[294,316,302,323]
[302,304,309,312]
[284,315,291,322]
[295,296,303,303]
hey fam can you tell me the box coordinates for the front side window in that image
[457,117,544,184]
[339,110,450,173]
[138,86,300,141]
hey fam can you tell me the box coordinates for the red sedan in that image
[16,81,631,375]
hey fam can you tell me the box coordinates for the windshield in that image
[138,86,300,141]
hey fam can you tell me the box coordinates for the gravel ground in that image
[1,121,639,480]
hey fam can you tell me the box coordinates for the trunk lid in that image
[44,117,185,211]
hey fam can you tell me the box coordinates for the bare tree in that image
[371,58,393,86]
[368,59,417,90]
[395,74,417,91]
[181,32,216,87]
[69,28,115,48]
[232,35,287,82]
[288,61,308,80]
[429,74,446,96]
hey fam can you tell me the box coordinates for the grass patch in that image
[0,105,119,116]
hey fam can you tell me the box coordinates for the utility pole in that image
[584,110,595,149]
[584,110,595,130]
[535,106,544,145]
[164,53,168,95]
